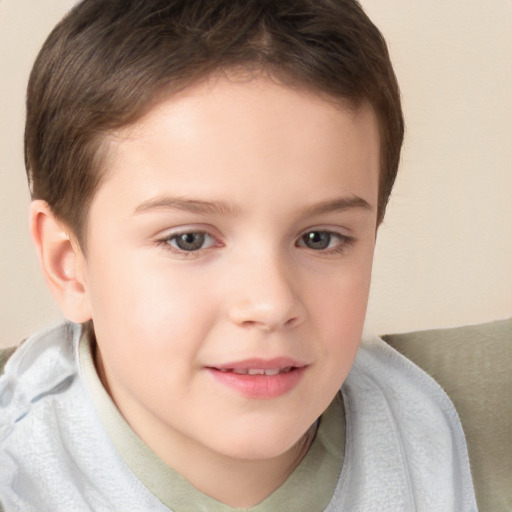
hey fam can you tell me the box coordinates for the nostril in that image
[284,317,299,328]
[238,316,299,331]
[240,320,271,331]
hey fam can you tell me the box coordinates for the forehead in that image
[118,75,376,152]
[94,76,380,221]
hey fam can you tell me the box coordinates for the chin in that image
[210,421,309,461]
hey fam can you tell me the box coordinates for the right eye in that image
[164,232,216,252]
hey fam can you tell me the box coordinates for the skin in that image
[33,75,380,507]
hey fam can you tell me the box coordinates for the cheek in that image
[86,260,218,402]
[310,254,373,357]
[85,251,217,362]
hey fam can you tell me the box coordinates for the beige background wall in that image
[1,1,511,347]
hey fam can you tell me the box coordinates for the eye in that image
[166,231,216,252]
[300,231,332,250]
[297,230,352,252]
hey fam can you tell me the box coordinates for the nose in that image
[227,252,305,331]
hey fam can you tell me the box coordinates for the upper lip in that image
[207,358,307,371]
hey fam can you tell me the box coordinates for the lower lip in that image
[207,367,307,399]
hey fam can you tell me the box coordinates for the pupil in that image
[305,231,330,250]
[177,233,204,251]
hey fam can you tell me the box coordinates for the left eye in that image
[166,232,215,252]
[297,231,344,251]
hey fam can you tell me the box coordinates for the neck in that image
[141,416,317,507]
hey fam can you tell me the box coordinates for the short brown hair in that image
[25,0,404,244]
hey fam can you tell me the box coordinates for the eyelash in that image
[295,230,355,255]
[155,229,355,256]
[155,231,220,257]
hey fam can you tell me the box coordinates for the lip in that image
[206,358,308,399]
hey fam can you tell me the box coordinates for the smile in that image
[206,359,307,399]
[218,367,294,376]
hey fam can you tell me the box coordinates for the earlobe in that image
[30,200,92,323]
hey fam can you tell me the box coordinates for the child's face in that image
[78,76,379,463]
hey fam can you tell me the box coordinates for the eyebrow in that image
[133,194,372,217]
[134,196,241,216]
[303,195,373,216]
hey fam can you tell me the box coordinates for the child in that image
[0,0,477,510]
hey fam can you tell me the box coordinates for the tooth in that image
[233,368,248,375]
[282,367,292,373]
[264,369,280,376]
[248,369,265,375]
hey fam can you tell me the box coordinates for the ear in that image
[30,200,92,323]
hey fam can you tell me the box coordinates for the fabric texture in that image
[0,323,477,511]
[383,319,512,512]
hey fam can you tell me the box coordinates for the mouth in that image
[216,366,295,376]
[206,359,307,398]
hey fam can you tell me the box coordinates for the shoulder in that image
[382,319,512,512]
[0,323,81,438]
[332,335,477,511]
[0,322,79,383]
[0,324,170,511]
[348,335,457,407]
[346,335,469,447]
